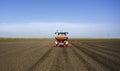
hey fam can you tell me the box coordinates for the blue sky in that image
[0,0,120,38]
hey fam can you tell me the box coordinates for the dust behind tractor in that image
[55,32,69,47]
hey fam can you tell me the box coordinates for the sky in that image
[0,0,120,38]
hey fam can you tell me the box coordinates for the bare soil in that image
[0,39,120,71]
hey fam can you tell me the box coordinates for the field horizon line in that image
[0,37,120,40]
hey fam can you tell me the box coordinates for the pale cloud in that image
[0,22,120,38]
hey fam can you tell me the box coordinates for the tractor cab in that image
[56,32,68,36]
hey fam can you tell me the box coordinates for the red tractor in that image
[55,32,69,47]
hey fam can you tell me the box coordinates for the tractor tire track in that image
[0,46,49,71]
[28,48,53,71]
[85,42,120,54]
[61,48,74,71]
[71,47,96,71]
[86,44,120,58]
[70,44,106,71]
[82,43,120,67]
[49,47,74,71]
[50,48,70,71]
[72,43,120,71]
[49,48,60,71]
[83,43,120,62]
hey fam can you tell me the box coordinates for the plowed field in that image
[0,39,120,71]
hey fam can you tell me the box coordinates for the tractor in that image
[55,32,69,47]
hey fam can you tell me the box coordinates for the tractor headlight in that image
[55,41,58,44]
[66,41,68,44]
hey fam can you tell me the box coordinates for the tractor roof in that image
[55,32,68,34]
